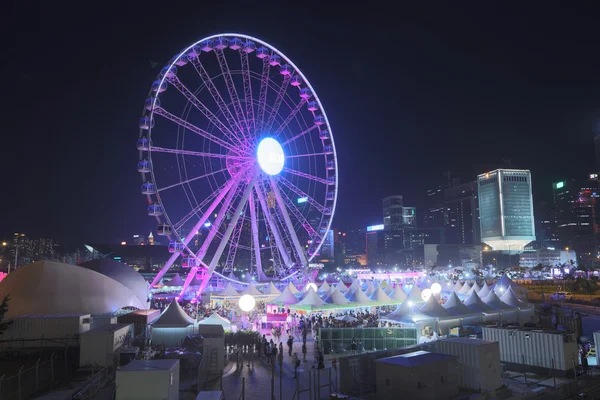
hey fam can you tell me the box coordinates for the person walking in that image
[287,335,294,356]
[351,339,357,355]
[302,342,307,362]
[317,349,325,369]
[277,344,284,367]
[271,340,278,365]
[292,353,300,378]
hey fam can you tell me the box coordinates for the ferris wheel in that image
[137,34,338,297]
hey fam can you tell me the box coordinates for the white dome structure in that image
[80,259,149,307]
[0,260,146,318]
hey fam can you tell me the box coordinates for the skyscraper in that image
[477,169,536,251]
[444,181,480,245]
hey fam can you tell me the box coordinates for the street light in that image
[1,242,6,247]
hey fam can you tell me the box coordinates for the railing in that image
[318,327,418,354]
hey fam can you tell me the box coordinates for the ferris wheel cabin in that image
[214,37,229,50]
[314,115,326,125]
[148,203,163,216]
[141,182,156,195]
[152,80,167,93]
[280,64,293,75]
[200,39,215,52]
[256,47,270,59]
[168,241,184,253]
[157,223,171,236]
[145,97,161,111]
[173,54,189,66]
[229,38,243,50]
[291,76,302,87]
[181,257,198,268]
[243,40,256,52]
[160,66,177,78]
[137,137,150,151]
[307,101,319,111]
[319,130,329,140]
[139,117,155,130]
[137,159,151,173]
[299,88,312,99]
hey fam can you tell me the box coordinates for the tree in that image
[0,295,13,335]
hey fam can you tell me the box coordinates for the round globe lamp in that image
[421,288,432,301]
[431,283,442,295]
[239,294,256,312]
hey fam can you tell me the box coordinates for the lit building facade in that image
[477,169,536,251]
[519,249,577,268]
[444,181,480,245]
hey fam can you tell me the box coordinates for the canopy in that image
[347,280,362,295]
[443,292,474,316]
[164,274,184,287]
[389,287,408,302]
[271,286,300,305]
[324,288,350,305]
[478,282,492,298]
[263,282,282,296]
[296,288,326,307]
[500,287,532,309]
[228,271,237,281]
[286,281,300,295]
[240,283,262,296]
[466,282,482,296]
[384,283,395,296]
[363,281,376,297]
[381,298,415,322]
[345,288,371,304]
[324,285,337,298]
[198,312,231,330]
[494,274,528,300]
[458,282,472,294]
[151,298,195,328]
[336,281,349,293]
[189,274,203,286]
[419,295,451,318]
[369,287,392,303]
[482,290,514,310]
[463,290,493,313]
[335,315,357,322]
[408,286,424,303]
[214,283,241,298]
[452,281,463,292]
[318,281,331,293]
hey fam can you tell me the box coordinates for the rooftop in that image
[118,359,179,372]
[443,337,496,346]
[83,323,133,334]
[483,326,571,335]
[376,350,456,368]
[13,313,91,319]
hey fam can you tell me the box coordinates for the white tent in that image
[198,313,232,330]
[164,274,184,287]
[286,281,300,295]
[345,288,371,304]
[458,282,472,294]
[463,291,493,313]
[324,284,337,298]
[494,274,528,300]
[384,283,395,296]
[408,286,424,303]
[482,290,514,310]
[262,282,282,296]
[189,274,203,286]
[443,292,475,316]
[369,287,392,303]
[381,298,420,323]
[389,287,408,303]
[346,280,362,295]
[318,281,331,293]
[336,281,349,293]
[363,281,376,297]
[152,299,195,328]
[213,283,241,299]
[295,288,326,307]
[240,283,262,296]
[478,282,492,298]
[466,282,482,296]
[452,281,463,292]
[499,287,531,309]
[271,286,300,305]
[419,296,451,318]
[324,288,350,305]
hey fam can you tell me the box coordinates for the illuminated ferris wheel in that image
[137,34,338,297]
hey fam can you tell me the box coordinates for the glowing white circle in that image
[305,283,318,292]
[239,294,256,312]
[431,283,442,295]
[421,288,432,301]
[257,137,285,175]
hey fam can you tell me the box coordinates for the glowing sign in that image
[367,224,384,232]
[590,174,598,180]
[309,263,324,269]
[297,197,308,204]
[257,137,284,175]
[555,181,564,189]
[204,222,211,227]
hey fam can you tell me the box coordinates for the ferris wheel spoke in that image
[173,177,232,231]
[278,176,325,213]
[151,146,250,161]
[254,181,293,268]
[189,57,247,145]
[166,75,247,149]
[179,266,199,299]
[256,57,271,133]
[282,125,318,146]
[157,166,233,193]
[215,49,248,138]
[248,189,265,280]
[240,50,255,134]
[154,107,243,155]
[223,201,248,273]
[282,167,330,185]
[150,175,241,288]
[277,182,319,239]
[196,176,256,297]
[286,152,327,159]
[273,98,307,138]
[263,75,291,134]
[268,177,309,267]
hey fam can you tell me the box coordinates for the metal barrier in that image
[318,327,418,354]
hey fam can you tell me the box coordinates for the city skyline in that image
[3,3,600,249]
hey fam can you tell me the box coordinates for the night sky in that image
[3,2,600,249]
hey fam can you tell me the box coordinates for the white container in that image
[91,316,117,329]
[482,327,578,371]
[116,359,180,400]
[435,337,502,392]
[594,331,600,366]
[0,314,91,349]
[80,323,134,368]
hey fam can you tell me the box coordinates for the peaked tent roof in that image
[453,281,463,293]
[318,281,331,293]
[389,287,408,302]
[216,283,241,297]
[458,282,472,294]
[363,280,375,296]
[419,295,451,318]
[345,288,372,304]
[324,284,337,298]
[466,282,482,296]
[443,292,475,316]
[336,281,349,293]
[240,283,262,296]
[499,287,532,309]
[165,274,184,287]
[271,286,300,305]
[369,287,392,303]
[189,274,203,286]
[151,298,195,327]
[463,290,493,313]
[478,282,492,298]
[198,312,231,329]
[287,281,300,295]
[483,290,514,310]
[263,281,282,295]
[382,298,415,322]
[324,288,350,305]
[228,271,237,281]
[494,274,527,298]
[296,288,326,307]
[384,283,395,296]
[408,286,424,303]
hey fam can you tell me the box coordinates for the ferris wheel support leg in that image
[196,178,256,298]
[249,190,266,281]
[254,181,293,268]
[268,177,309,268]
[178,266,199,299]
[149,175,240,288]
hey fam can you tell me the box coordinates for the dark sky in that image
[3,1,600,248]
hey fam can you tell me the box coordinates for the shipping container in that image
[117,309,160,337]
[482,327,579,372]
[594,331,600,366]
[91,316,117,329]
[80,323,134,368]
[434,337,502,392]
[0,314,90,349]
[116,359,180,400]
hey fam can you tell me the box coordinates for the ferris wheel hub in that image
[256,137,285,176]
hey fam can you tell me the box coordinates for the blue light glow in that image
[257,137,285,175]
[367,224,384,232]
[297,197,308,204]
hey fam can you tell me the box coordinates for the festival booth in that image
[286,281,300,295]
[389,287,408,303]
[500,287,534,324]
[318,281,331,295]
[443,292,483,325]
[419,295,462,335]
[466,282,482,296]
[209,283,241,305]
[452,281,464,293]
[494,274,528,300]
[482,290,518,324]
[407,286,424,304]
[150,299,196,347]
[324,288,350,305]
[463,291,501,323]
[458,282,472,295]
[478,282,492,298]
[198,313,232,330]
[262,282,282,297]
[290,288,327,313]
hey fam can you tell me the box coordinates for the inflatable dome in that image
[0,260,146,318]
[80,259,149,306]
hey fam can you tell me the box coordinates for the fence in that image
[318,327,418,354]
[0,349,76,400]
